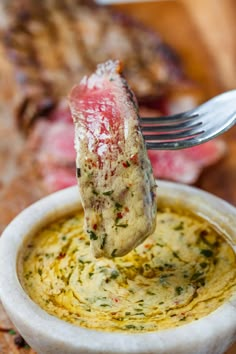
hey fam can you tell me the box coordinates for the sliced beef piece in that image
[1,0,195,132]
[26,109,76,192]
[40,165,76,192]
[180,139,226,168]
[69,60,157,258]
[28,119,76,167]
[148,139,226,184]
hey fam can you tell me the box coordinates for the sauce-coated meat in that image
[69,60,157,258]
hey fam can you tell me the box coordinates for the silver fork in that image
[140,90,236,150]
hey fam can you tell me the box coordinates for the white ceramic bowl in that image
[0,181,236,354]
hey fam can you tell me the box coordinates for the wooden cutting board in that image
[0,1,236,353]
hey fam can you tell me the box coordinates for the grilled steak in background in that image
[0,0,225,233]
[0,0,200,131]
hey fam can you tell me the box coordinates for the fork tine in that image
[139,112,199,124]
[146,139,198,150]
[140,90,236,150]
[143,127,204,141]
[141,121,202,133]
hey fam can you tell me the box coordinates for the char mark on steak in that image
[1,0,187,132]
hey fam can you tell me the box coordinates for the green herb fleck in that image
[111,249,117,257]
[115,202,122,210]
[125,325,136,329]
[25,271,32,280]
[174,221,184,231]
[200,249,213,257]
[115,224,128,228]
[172,251,180,259]
[175,286,184,296]
[125,312,131,315]
[147,290,156,295]
[100,233,107,250]
[38,269,42,276]
[110,270,119,279]
[156,243,164,248]
[200,262,208,269]
[87,230,98,240]
[164,263,174,269]
[191,272,203,281]
[103,190,114,196]
[198,278,206,287]
[159,274,172,284]
[92,189,99,196]
[8,329,16,335]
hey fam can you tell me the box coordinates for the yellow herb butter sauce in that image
[19,207,236,333]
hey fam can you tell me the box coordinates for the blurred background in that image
[0,0,236,353]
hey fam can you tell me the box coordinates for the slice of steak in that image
[26,117,76,192]
[69,60,157,258]
[1,0,193,132]
[180,139,226,168]
[148,139,226,184]
[28,119,76,167]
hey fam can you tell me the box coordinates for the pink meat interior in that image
[70,79,125,166]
